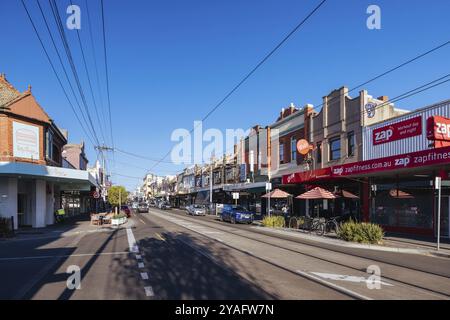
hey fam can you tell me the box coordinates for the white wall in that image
[33,179,46,228]
[0,177,18,229]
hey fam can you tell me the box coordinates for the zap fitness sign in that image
[332,145,450,177]
[427,115,450,141]
[372,116,422,145]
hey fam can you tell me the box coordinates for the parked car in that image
[160,202,172,210]
[220,205,253,224]
[137,203,149,213]
[186,204,206,216]
[120,205,131,218]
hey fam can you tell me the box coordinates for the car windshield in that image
[233,206,248,212]
[193,205,203,208]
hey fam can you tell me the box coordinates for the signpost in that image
[435,176,442,251]
[232,192,239,206]
[266,182,272,217]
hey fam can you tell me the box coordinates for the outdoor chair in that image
[91,214,101,226]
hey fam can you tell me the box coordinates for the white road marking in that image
[126,228,139,253]
[296,270,372,300]
[311,272,393,286]
[140,272,149,280]
[135,254,142,260]
[144,286,154,297]
[138,262,145,269]
[0,251,130,261]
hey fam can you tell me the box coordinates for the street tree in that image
[108,185,128,208]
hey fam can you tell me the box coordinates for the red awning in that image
[262,189,292,199]
[296,187,338,200]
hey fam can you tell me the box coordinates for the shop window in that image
[279,143,284,163]
[370,179,433,230]
[290,138,297,162]
[329,137,341,161]
[347,131,355,157]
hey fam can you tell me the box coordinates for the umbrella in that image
[262,189,291,199]
[333,190,359,199]
[296,187,338,199]
[389,189,414,199]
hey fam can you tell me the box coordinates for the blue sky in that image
[1,0,450,190]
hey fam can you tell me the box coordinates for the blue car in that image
[220,205,254,224]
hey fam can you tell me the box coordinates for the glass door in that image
[436,195,449,238]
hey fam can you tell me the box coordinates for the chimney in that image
[377,96,388,102]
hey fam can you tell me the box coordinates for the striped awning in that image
[296,187,337,200]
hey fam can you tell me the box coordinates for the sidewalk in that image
[251,221,450,259]
[2,214,133,242]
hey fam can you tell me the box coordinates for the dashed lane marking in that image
[126,228,139,253]
[144,286,154,297]
[138,262,145,269]
[140,272,149,280]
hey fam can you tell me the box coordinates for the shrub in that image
[262,215,285,228]
[112,213,127,220]
[337,220,384,244]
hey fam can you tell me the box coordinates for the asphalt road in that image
[0,207,449,300]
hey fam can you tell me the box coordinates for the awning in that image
[296,187,337,200]
[0,161,98,188]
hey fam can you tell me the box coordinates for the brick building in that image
[0,74,97,229]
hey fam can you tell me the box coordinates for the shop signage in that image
[427,115,450,141]
[296,139,312,155]
[372,116,422,145]
[365,102,377,118]
[13,121,40,159]
[332,145,450,177]
[282,167,332,184]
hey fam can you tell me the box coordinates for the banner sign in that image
[427,115,450,141]
[284,145,450,183]
[332,145,450,177]
[13,121,40,159]
[239,164,247,182]
[282,167,332,184]
[372,116,422,145]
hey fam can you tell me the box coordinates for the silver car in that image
[187,204,206,216]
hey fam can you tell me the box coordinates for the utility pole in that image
[95,144,114,208]
[210,154,214,215]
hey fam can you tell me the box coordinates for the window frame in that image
[290,137,297,162]
[279,143,284,164]
[329,137,341,161]
[347,131,355,157]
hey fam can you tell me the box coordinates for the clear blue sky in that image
[1,0,449,190]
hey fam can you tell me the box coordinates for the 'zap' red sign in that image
[427,115,450,141]
[372,116,422,145]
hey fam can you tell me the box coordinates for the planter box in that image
[111,217,127,226]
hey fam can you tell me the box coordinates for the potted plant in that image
[111,213,127,226]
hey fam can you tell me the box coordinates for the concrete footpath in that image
[1,215,133,242]
[250,221,450,259]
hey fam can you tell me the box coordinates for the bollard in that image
[10,216,15,236]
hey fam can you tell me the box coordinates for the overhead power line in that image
[147,0,328,171]
[20,0,96,146]
[69,0,107,145]
[48,0,101,146]
[100,0,115,150]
